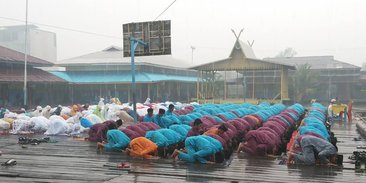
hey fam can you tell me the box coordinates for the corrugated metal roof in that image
[264,56,361,70]
[0,45,53,66]
[0,67,65,83]
[49,71,197,83]
[57,46,192,69]
[190,40,295,71]
[191,57,295,71]
[237,41,256,59]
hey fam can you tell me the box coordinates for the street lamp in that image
[190,46,196,64]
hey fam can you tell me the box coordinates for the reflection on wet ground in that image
[1,122,366,182]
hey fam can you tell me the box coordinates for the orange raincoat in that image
[203,128,219,135]
[129,137,158,159]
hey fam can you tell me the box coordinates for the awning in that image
[49,71,197,84]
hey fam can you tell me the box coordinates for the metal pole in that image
[23,0,28,107]
[131,38,138,123]
[196,70,199,103]
[243,75,247,102]
[191,46,195,64]
[328,71,332,99]
[130,37,147,123]
[224,70,227,100]
[252,70,255,99]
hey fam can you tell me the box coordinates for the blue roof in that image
[49,71,197,83]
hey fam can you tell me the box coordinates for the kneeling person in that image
[172,135,223,164]
[125,137,159,159]
[288,135,338,165]
[97,129,130,151]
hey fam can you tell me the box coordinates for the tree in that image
[276,48,297,58]
[202,71,224,99]
[213,72,224,98]
[292,64,319,103]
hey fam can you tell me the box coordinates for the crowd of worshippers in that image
[286,102,342,166]
[0,101,342,166]
[89,102,342,166]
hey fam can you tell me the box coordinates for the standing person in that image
[347,100,353,123]
[143,108,154,122]
[287,135,337,165]
[327,99,336,119]
[152,109,166,128]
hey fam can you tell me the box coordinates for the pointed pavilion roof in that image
[191,39,295,71]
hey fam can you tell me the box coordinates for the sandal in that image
[117,162,130,169]
[1,159,17,166]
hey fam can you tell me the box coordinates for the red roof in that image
[0,66,65,83]
[0,45,53,66]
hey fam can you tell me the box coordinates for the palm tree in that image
[213,72,224,98]
[202,71,224,99]
[293,64,319,103]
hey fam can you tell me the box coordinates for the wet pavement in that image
[1,121,366,182]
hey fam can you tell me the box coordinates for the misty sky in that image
[0,0,365,66]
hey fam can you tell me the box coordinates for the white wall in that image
[29,29,57,62]
[0,26,57,63]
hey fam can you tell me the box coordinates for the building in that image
[264,56,362,103]
[191,38,295,103]
[190,36,363,104]
[51,46,197,104]
[202,54,362,103]
[0,25,57,63]
[0,45,66,108]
